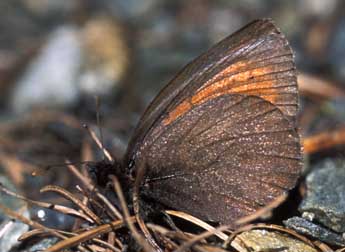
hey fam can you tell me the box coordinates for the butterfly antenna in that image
[31,161,92,176]
[95,96,106,161]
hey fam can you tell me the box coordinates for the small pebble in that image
[0,176,29,252]
[231,229,317,252]
[10,25,81,113]
[284,216,345,246]
[78,15,129,96]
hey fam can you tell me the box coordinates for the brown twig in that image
[298,73,345,99]
[173,224,235,252]
[132,162,163,252]
[83,124,114,163]
[40,185,102,225]
[110,175,154,252]
[0,183,93,223]
[313,240,334,252]
[0,203,89,252]
[66,161,123,220]
[165,210,228,241]
[303,126,345,154]
[45,218,130,252]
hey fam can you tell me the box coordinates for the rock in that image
[22,237,58,252]
[78,15,129,96]
[0,176,29,252]
[231,229,317,252]
[10,25,82,113]
[284,216,345,246]
[299,159,345,232]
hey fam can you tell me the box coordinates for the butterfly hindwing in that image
[139,94,301,224]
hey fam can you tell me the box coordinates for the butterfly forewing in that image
[125,19,302,226]
[126,19,298,163]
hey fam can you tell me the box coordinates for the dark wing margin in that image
[125,19,298,165]
[140,94,302,225]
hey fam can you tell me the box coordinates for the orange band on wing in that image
[163,100,192,125]
[163,63,278,126]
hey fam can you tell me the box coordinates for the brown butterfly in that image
[114,18,302,227]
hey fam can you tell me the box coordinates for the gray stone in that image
[10,25,81,113]
[300,159,345,232]
[284,216,345,246]
[0,176,29,252]
[0,219,29,252]
[23,237,58,252]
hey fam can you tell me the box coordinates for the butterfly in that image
[115,18,302,227]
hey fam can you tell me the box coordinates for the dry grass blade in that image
[197,244,229,252]
[132,162,163,252]
[165,210,229,241]
[105,232,121,252]
[65,160,94,190]
[75,184,110,218]
[81,139,94,178]
[298,73,345,99]
[313,240,334,252]
[0,153,35,185]
[146,223,180,250]
[110,175,155,252]
[18,229,48,241]
[93,237,121,252]
[40,185,102,225]
[18,228,77,241]
[20,227,122,252]
[45,218,129,252]
[72,185,90,231]
[173,224,237,252]
[147,223,216,252]
[0,183,94,223]
[150,225,196,242]
[83,124,114,163]
[66,161,123,220]
[0,204,63,240]
[303,126,345,154]
[0,204,93,252]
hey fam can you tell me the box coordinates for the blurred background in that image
[1,0,345,250]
